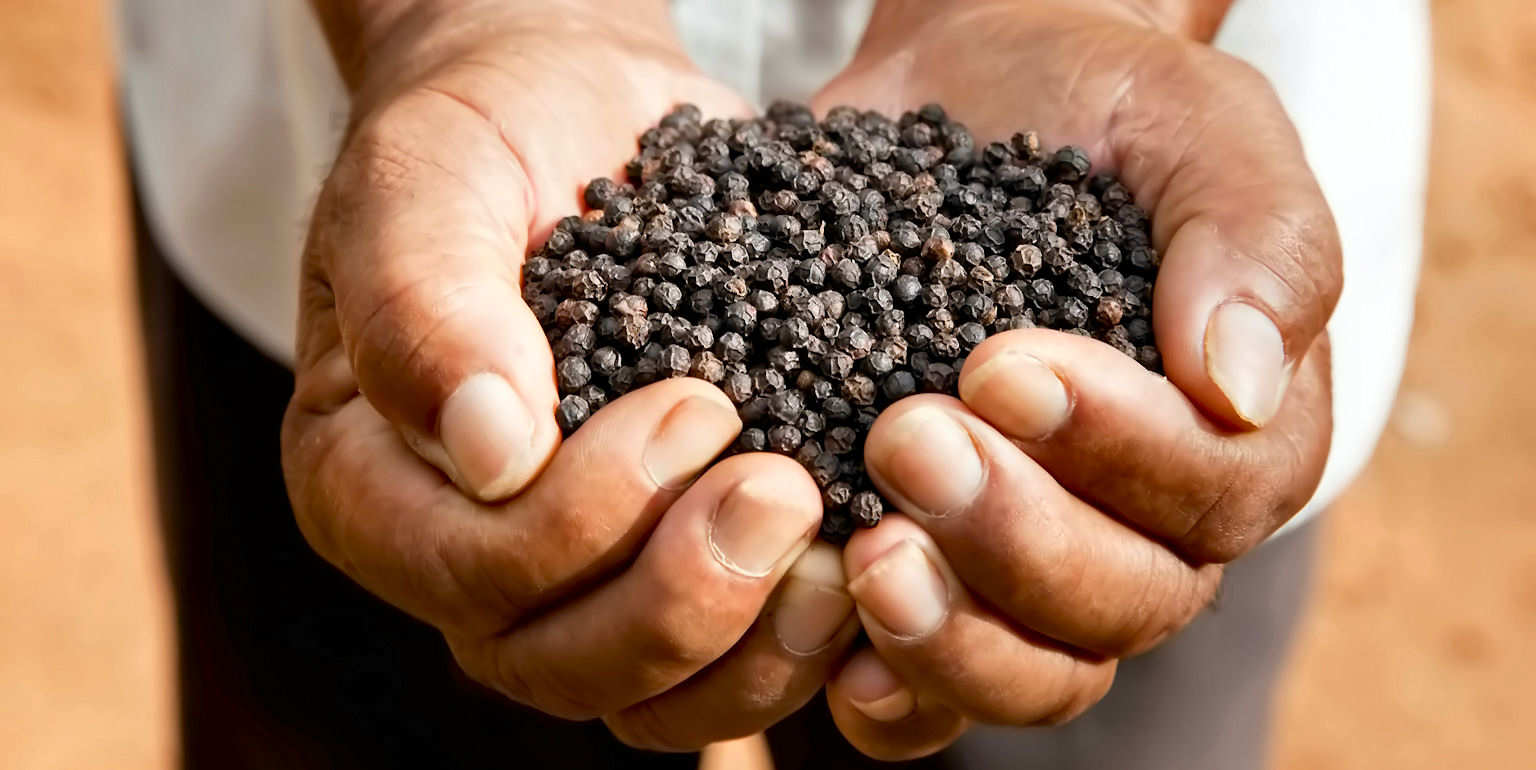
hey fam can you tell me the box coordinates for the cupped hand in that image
[282,2,858,750]
[812,0,1340,758]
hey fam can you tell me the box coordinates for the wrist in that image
[1083,0,1234,41]
[867,0,1232,42]
[314,0,675,106]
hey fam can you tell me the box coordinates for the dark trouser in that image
[134,192,1318,770]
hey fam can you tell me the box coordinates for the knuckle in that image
[1265,424,1328,528]
[631,599,720,676]
[346,272,490,417]
[1124,564,1224,657]
[278,404,359,570]
[516,493,646,595]
[445,637,507,697]
[305,119,431,273]
[1177,462,1272,563]
[279,407,333,557]
[1181,408,1337,565]
[448,632,612,720]
[1215,53,1275,96]
[999,505,1086,615]
[486,638,608,720]
[337,112,434,197]
[445,637,517,701]
[628,567,747,675]
[1099,567,1176,658]
[1294,207,1345,317]
[838,707,967,762]
[1035,662,1116,727]
[605,702,704,753]
[424,524,523,634]
[349,270,470,369]
[1245,204,1343,334]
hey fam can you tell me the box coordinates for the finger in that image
[603,543,860,751]
[842,516,1117,727]
[958,328,1332,562]
[862,396,1224,657]
[452,453,823,720]
[310,87,559,501]
[281,376,740,638]
[1110,46,1343,428]
[825,649,969,761]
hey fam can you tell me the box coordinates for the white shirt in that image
[114,0,1432,531]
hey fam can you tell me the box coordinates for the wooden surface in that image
[0,2,1530,768]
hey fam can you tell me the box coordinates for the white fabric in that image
[1215,0,1431,529]
[114,0,1430,528]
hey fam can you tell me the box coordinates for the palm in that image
[411,32,752,247]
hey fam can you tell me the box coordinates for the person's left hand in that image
[809,0,1340,759]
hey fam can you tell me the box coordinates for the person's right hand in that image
[282,0,859,750]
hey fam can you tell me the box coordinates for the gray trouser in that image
[767,520,1320,769]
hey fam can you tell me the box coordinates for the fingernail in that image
[643,395,741,489]
[866,406,984,517]
[848,540,948,639]
[710,477,817,577]
[851,689,917,723]
[440,373,535,500]
[959,350,1070,440]
[843,654,916,722]
[773,543,854,655]
[1205,301,1288,427]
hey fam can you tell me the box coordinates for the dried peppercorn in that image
[522,102,1160,542]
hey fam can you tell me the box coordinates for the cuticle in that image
[777,633,835,659]
[644,395,727,490]
[927,415,989,519]
[706,481,770,578]
[706,480,815,579]
[850,540,950,643]
[869,602,949,645]
[773,583,856,658]
[848,689,915,715]
[871,409,988,521]
[1020,353,1076,442]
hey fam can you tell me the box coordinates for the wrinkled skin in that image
[280,0,1342,760]
[810,0,1340,760]
[283,5,858,752]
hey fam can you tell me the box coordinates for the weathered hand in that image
[283,2,857,750]
[812,0,1340,758]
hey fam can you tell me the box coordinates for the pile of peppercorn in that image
[523,101,1161,542]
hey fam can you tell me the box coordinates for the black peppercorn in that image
[843,375,877,406]
[768,424,804,454]
[556,394,590,433]
[738,427,768,453]
[525,101,1160,542]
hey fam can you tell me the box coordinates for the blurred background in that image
[1,1,1531,768]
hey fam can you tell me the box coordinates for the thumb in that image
[303,88,559,500]
[1114,46,1343,428]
